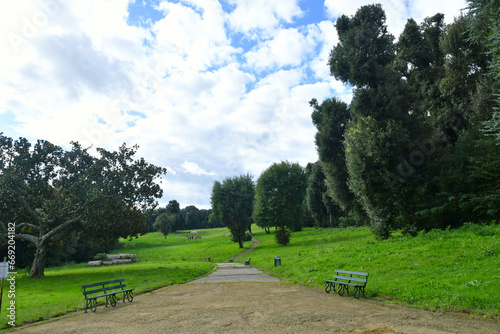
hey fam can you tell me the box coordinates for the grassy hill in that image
[2,224,499,329]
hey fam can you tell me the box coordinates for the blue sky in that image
[0,0,466,209]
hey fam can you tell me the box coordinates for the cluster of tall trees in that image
[147,199,222,237]
[0,134,167,277]
[212,1,499,244]
[211,162,309,247]
[311,2,499,239]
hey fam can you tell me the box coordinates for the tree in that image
[319,4,499,238]
[153,213,176,238]
[306,162,339,228]
[329,4,395,88]
[309,98,367,225]
[211,174,255,248]
[253,161,307,246]
[0,134,166,277]
[165,200,182,231]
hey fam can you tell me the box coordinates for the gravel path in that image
[13,281,499,334]
[11,238,500,333]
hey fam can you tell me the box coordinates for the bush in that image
[244,232,253,242]
[275,229,291,246]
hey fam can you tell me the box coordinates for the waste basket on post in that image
[274,256,281,267]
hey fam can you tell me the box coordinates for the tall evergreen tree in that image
[254,161,307,245]
[211,174,254,248]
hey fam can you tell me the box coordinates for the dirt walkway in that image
[232,237,259,260]
[13,282,499,334]
[11,238,500,333]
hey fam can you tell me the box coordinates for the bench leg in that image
[353,286,366,299]
[106,294,117,307]
[338,284,348,297]
[123,290,134,303]
[85,298,97,313]
[353,286,361,299]
[324,282,336,294]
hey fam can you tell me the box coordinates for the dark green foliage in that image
[313,3,500,238]
[211,174,255,248]
[329,4,395,88]
[93,253,111,261]
[254,161,307,245]
[274,228,291,246]
[153,213,176,238]
[0,134,166,277]
[306,162,342,228]
[309,98,367,225]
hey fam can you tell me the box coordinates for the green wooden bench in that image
[81,279,134,313]
[244,257,251,265]
[324,270,368,299]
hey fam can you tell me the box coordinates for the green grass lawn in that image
[0,227,251,329]
[250,223,500,317]
[2,223,499,329]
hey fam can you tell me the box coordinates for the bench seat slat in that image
[84,287,133,297]
[334,270,368,276]
[85,292,118,300]
[82,279,125,289]
[325,280,363,287]
[83,288,108,295]
[331,275,367,283]
[104,284,126,290]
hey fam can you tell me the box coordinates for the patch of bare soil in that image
[13,282,499,334]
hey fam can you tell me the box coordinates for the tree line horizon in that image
[1,1,499,276]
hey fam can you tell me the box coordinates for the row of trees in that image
[209,160,359,249]
[211,161,309,247]
[211,1,499,244]
[148,200,223,238]
[0,134,167,277]
[310,2,499,238]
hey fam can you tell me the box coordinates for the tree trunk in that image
[29,244,47,278]
[238,239,243,248]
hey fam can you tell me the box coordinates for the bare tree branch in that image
[17,222,40,231]
[12,184,41,225]
[41,216,82,243]
[13,233,38,244]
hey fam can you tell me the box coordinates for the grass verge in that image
[0,227,251,329]
[2,223,499,330]
[249,223,500,318]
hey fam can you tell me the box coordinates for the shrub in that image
[275,229,291,246]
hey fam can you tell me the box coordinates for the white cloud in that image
[182,161,217,176]
[306,20,338,80]
[244,28,315,72]
[0,0,469,208]
[226,0,303,38]
[153,0,236,73]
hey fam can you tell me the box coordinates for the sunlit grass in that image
[249,224,500,317]
[0,227,253,329]
[2,223,499,329]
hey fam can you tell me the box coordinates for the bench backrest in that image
[334,270,369,285]
[82,279,128,297]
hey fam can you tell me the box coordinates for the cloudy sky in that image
[0,0,466,209]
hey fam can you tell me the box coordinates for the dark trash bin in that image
[274,256,281,267]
